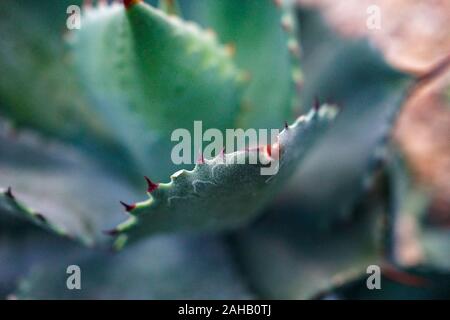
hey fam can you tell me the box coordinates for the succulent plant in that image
[0,0,449,299]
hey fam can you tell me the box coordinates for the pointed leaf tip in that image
[34,213,47,223]
[120,201,136,212]
[5,187,14,199]
[112,105,338,247]
[144,176,159,193]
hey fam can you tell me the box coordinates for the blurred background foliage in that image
[0,0,449,299]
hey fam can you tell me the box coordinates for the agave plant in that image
[0,0,449,299]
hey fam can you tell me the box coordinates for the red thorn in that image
[284,121,289,130]
[5,187,14,200]
[266,144,272,157]
[266,142,281,160]
[197,152,205,164]
[313,96,320,111]
[123,0,141,9]
[144,176,159,193]
[120,201,136,212]
[103,229,120,236]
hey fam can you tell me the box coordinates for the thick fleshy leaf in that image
[112,105,338,248]
[0,187,68,239]
[275,9,413,225]
[185,0,302,128]
[230,183,386,299]
[0,0,111,143]
[0,211,80,298]
[0,0,136,182]
[13,235,254,300]
[71,1,246,180]
[0,125,139,246]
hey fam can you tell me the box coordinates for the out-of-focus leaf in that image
[297,0,450,73]
[71,1,245,180]
[0,187,68,239]
[0,126,139,246]
[0,213,79,298]
[112,106,338,248]
[230,183,385,299]
[13,235,254,299]
[275,9,413,225]
[0,0,134,180]
[185,0,301,128]
[0,0,111,143]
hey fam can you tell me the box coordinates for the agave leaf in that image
[275,9,413,225]
[0,188,67,239]
[1,1,247,180]
[0,212,80,298]
[0,126,139,246]
[0,0,110,141]
[230,181,386,299]
[71,1,246,180]
[185,0,301,128]
[112,105,338,248]
[12,235,253,299]
[0,0,139,180]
